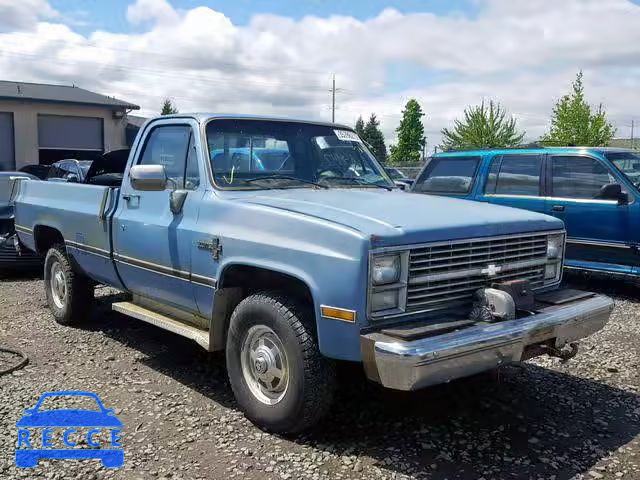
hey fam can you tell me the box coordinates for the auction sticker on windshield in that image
[15,391,124,469]
[333,129,362,142]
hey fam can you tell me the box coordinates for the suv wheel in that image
[44,243,94,325]
[226,292,336,433]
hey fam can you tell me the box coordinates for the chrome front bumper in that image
[360,292,614,391]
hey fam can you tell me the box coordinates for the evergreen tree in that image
[541,71,615,146]
[390,99,425,165]
[363,114,387,163]
[354,116,365,137]
[161,98,179,115]
[441,100,525,150]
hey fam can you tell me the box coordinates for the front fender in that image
[216,254,368,362]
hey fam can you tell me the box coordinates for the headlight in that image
[371,290,399,311]
[547,233,564,259]
[372,255,401,285]
[544,262,559,280]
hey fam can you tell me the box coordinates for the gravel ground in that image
[1,272,639,480]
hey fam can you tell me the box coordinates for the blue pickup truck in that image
[12,115,613,433]
[412,147,640,277]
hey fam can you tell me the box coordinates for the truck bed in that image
[14,180,123,288]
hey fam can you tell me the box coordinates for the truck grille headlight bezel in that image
[368,251,409,318]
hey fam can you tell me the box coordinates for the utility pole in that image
[331,74,336,123]
[632,119,635,150]
[422,137,427,161]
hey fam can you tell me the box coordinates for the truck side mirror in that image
[130,165,167,191]
[599,183,628,205]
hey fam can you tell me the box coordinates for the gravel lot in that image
[1,272,639,480]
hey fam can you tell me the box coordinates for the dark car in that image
[19,164,50,180]
[412,147,640,278]
[15,391,124,468]
[385,167,414,190]
[46,159,93,183]
[0,172,42,274]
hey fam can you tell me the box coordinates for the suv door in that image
[481,153,546,213]
[113,120,205,312]
[545,154,636,272]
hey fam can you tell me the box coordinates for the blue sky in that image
[51,0,479,33]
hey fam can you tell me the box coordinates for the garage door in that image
[38,114,103,151]
[0,112,15,171]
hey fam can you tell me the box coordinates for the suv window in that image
[551,155,617,199]
[139,125,199,190]
[485,154,542,196]
[413,156,480,194]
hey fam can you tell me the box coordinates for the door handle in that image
[552,205,565,212]
[122,194,140,202]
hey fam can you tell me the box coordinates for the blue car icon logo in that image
[15,391,123,468]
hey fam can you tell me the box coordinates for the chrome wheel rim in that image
[49,260,67,309]
[241,325,289,405]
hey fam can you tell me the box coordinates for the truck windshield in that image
[607,151,640,187]
[206,119,394,190]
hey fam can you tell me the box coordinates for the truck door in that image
[480,153,547,214]
[545,154,636,273]
[113,120,204,311]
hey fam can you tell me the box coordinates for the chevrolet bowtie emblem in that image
[481,264,501,276]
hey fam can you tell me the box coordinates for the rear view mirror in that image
[599,183,628,205]
[130,165,167,191]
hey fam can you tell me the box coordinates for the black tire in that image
[226,292,336,434]
[44,243,94,325]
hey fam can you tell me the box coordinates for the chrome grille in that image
[406,232,549,312]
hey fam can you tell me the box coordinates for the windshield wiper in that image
[319,176,394,191]
[242,175,329,189]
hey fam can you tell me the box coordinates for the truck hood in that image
[232,189,563,247]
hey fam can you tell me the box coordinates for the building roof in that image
[609,138,639,150]
[126,115,148,128]
[0,80,139,110]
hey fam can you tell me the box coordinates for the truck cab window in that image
[139,125,196,189]
[485,154,542,196]
[551,156,617,199]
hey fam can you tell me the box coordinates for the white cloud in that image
[0,0,639,146]
[0,0,58,32]
[126,0,179,25]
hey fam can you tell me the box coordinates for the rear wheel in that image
[44,244,94,325]
[226,292,336,433]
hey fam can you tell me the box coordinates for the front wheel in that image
[44,244,94,325]
[226,292,336,434]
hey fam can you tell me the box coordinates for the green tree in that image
[161,98,179,115]
[390,99,425,165]
[441,100,525,150]
[354,116,365,137]
[363,114,387,163]
[541,71,615,146]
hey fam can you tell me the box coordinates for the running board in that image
[112,301,210,350]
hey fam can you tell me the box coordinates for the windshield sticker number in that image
[333,130,362,143]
